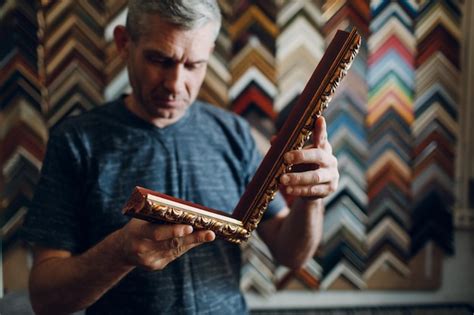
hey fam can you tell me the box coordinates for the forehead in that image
[135,14,216,61]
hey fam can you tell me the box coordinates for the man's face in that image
[121,15,216,127]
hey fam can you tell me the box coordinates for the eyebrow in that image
[143,49,208,64]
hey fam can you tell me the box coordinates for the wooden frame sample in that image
[123,28,362,244]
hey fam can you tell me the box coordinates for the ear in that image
[113,25,131,59]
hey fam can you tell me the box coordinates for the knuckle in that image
[172,243,186,257]
[300,187,309,196]
[294,150,303,162]
[299,150,306,161]
[168,237,181,249]
[305,150,315,162]
[313,172,320,184]
[326,144,333,154]
[293,173,301,184]
[330,181,338,192]
[149,259,166,271]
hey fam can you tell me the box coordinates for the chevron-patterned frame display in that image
[0,0,467,293]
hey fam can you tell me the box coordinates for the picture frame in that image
[122,28,362,244]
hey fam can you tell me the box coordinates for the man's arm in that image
[29,219,215,315]
[257,116,338,268]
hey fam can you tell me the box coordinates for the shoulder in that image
[50,99,122,139]
[46,99,125,160]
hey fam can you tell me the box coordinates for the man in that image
[22,1,339,314]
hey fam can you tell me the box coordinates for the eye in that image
[185,62,205,71]
[145,53,174,67]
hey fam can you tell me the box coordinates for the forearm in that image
[269,198,324,269]
[29,230,134,315]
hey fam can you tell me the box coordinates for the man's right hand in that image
[116,219,215,271]
[28,219,215,314]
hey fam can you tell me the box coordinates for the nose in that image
[163,64,185,95]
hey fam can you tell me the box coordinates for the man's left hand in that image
[279,116,339,200]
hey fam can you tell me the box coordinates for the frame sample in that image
[122,28,362,244]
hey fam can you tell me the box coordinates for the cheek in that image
[140,65,160,83]
[135,64,162,94]
[188,69,207,92]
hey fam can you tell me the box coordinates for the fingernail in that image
[184,226,193,234]
[286,187,293,194]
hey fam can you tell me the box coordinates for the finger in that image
[313,116,327,148]
[147,231,215,268]
[152,230,215,253]
[284,148,334,167]
[134,231,215,270]
[304,134,332,154]
[141,223,194,241]
[280,167,335,186]
[284,183,335,198]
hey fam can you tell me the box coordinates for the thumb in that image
[313,116,327,148]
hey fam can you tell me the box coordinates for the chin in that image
[145,99,190,119]
[155,108,182,120]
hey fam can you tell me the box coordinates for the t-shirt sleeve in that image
[241,124,287,221]
[21,125,86,253]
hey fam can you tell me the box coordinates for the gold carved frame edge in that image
[241,28,362,233]
[123,187,250,244]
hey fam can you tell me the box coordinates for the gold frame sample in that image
[122,28,362,244]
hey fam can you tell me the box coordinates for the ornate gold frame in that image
[122,28,362,244]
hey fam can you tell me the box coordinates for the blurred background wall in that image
[1,0,473,312]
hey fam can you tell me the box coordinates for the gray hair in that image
[126,0,222,41]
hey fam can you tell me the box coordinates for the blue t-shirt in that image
[22,97,285,314]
